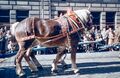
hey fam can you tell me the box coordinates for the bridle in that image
[64,12,85,32]
[62,11,92,40]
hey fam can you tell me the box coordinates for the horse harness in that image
[40,11,85,51]
[19,11,85,52]
[56,11,85,51]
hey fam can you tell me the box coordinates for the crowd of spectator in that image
[0,26,17,54]
[78,26,119,52]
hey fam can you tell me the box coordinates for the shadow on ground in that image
[78,62,120,74]
[1,61,120,78]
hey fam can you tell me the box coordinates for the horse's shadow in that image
[1,61,120,78]
[77,61,120,74]
[26,61,120,78]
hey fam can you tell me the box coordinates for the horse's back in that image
[14,17,62,41]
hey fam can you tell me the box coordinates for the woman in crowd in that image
[107,27,115,51]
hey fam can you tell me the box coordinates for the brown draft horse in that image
[11,9,92,76]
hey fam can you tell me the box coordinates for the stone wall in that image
[0,0,120,29]
[0,0,50,23]
[51,0,120,29]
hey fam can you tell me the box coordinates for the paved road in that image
[0,51,120,78]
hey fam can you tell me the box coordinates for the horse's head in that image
[74,9,93,30]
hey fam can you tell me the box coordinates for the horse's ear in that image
[88,4,91,11]
[59,13,63,17]
[67,7,73,15]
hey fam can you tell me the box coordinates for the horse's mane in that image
[74,9,90,23]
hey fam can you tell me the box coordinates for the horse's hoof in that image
[51,70,58,75]
[31,70,38,75]
[19,74,26,78]
[37,66,43,70]
[63,65,68,69]
[73,69,79,74]
[51,69,58,73]
[16,70,25,76]
[31,69,39,73]
[17,72,25,77]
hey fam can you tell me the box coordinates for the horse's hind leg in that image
[59,52,67,68]
[24,48,38,72]
[27,39,43,70]
[30,52,43,70]
[15,48,25,76]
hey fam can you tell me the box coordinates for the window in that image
[16,10,29,22]
[58,11,66,17]
[91,12,101,30]
[61,0,66,2]
[106,12,115,29]
[0,10,10,23]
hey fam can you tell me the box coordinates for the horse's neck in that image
[55,16,68,28]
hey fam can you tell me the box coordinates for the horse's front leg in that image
[16,49,25,77]
[51,47,65,73]
[24,48,38,73]
[71,46,79,73]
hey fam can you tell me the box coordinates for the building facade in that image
[0,0,120,30]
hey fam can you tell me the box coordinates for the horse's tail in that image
[10,22,19,52]
[10,22,19,36]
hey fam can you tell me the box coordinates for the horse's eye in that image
[76,18,79,22]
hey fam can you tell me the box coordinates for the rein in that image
[36,11,85,52]
[18,11,85,51]
[64,13,85,40]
